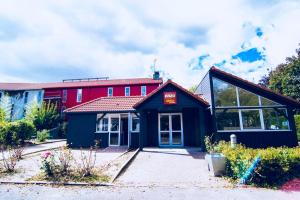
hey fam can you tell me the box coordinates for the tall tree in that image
[259,46,300,101]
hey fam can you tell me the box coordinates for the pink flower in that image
[41,151,52,159]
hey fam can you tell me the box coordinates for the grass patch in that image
[28,170,110,183]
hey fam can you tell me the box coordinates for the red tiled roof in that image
[0,78,162,91]
[210,66,300,107]
[133,80,209,108]
[64,96,144,113]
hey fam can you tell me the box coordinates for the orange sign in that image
[164,92,177,105]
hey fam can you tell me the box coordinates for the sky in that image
[0,0,300,87]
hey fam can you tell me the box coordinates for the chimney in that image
[153,71,160,80]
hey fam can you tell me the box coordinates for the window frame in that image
[141,86,147,96]
[108,87,113,97]
[24,91,29,104]
[125,86,130,97]
[212,77,290,132]
[76,88,82,103]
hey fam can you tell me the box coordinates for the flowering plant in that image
[40,151,55,176]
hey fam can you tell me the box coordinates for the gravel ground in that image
[0,184,299,200]
[117,148,230,187]
[0,147,127,182]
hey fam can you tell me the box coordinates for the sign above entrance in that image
[163,92,177,105]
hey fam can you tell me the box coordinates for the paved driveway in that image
[117,148,230,187]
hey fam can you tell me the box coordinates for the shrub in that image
[40,151,55,176]
[295,115,300,141]
[56,146,73,175]
[76,147,97,177]
[217,141,300,187]
[26,102,60,131]
[0,120,36,146]
[36,130,50,143]
[0,146,19,172]
[0,108,5,122]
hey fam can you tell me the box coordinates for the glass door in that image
[159,113,183,147]
[109,114,120,146]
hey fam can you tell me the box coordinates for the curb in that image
[111,148,140,183]
[0,180,113,187]
[22,146,63,158]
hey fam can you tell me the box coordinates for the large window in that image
[213,77,289,131]
[76,89,82,102]
[215,109,240,130]
[24,92,29,104]
[213,78,237,106]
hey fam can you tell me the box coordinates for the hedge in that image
[0,120,36,146]
[217,141,300,187]
[295,115,300,141]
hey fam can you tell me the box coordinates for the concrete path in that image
[1,184,300,200]
[117,148,230,187]
[22,140,67,155]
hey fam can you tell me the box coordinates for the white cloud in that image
[0,0,299,87]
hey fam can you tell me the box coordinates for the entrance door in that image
[109,114,120,146]
[158,113,183,147]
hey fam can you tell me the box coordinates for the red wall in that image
[43,83,160,110]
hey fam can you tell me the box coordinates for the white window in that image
[76,89,82,102]
[62,89,67,103]
[131,117,140,132]
[141,86,146,96]
[96,117,109,132]
[125,87,130,96]
[108,87,113,97]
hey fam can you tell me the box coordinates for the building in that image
[0,83,44,121]
[65,67,300,149]
[0,75,162,121]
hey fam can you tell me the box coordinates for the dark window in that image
[215,109,240,131]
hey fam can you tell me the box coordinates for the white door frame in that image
[108,114,121,146]
[158,113,183,147]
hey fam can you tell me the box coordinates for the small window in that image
[261,97,280,106]
[37,91,43,103]
[125,87,130,96]
[76,89,82,102]
[132,117,140,132]
[141,86,146,96]
[215,109,240,131]
[0,92,2,101]
[24,92,29,104]
[241,110,262,130]
[62,89,67,103]
[108,87,113,97]
[96,118,108,132]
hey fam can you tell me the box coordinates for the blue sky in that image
[0,0,300,87]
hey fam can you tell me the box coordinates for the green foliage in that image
[0,120,36,146]
[0,108,5,122]
[188,85,198,93]
[260,46,300,101]
[36,130,50,142]
[26,101,60,131]
[295,115,300,141]
[217,141,300,187]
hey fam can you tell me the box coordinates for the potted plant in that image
[204,135,226,176]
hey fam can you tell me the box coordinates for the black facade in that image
[196,67,299,148]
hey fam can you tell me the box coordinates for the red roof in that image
[210,67,300,107]
[134,80,209,108]
[0,78,162,91]
[64,96,144,113]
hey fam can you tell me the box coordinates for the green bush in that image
[37,130,50,142]
[0,120,36,146]
[0,108,5,122]
[26,102,60,131]
[295,115,300,141]
[217,141,300,187]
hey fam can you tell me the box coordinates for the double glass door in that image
[159,113,183,147]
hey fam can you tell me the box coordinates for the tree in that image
[259,46,300,101]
